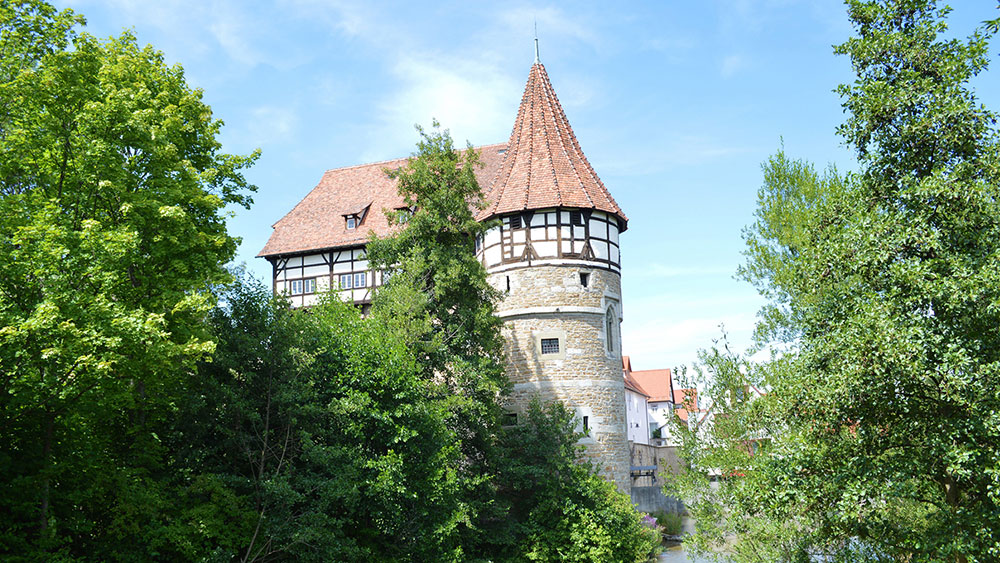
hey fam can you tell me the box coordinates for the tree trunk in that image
[39,412,54,534]
[942,475,966,563]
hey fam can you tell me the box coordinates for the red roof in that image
[258,144,507,257]
[478,63,626,226]
[629,369,674,403]
[673,388,699,422]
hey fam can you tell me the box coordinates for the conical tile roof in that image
[479,63,627,228]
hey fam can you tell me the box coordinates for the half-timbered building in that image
[259,58,632,491]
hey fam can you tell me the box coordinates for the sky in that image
[56,0,1000,373]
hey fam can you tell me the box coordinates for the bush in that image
[495,399,662,562]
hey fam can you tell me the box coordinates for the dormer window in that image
[394,206,415,224]
[343,202,372,231]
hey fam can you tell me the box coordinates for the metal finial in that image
[534,21,540,63]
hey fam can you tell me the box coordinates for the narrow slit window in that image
[540,338,560,355]
[582,416,589,432]
[580,272,590,287]
[606,306,615,352]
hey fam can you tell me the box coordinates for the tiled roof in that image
[623,372,649,397]
[478,63,626,227]
[673,388,699,422]
[258,144,508,257]
[630,369,674,403]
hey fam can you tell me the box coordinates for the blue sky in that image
[57,0,1000,372]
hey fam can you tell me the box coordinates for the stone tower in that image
[475,62,630,491]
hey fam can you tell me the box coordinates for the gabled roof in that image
[258,144,507,257]
[478,63,627,227]
[622,356,649,397]
[630,369,674,403]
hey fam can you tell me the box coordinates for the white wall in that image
[625,388,649,445]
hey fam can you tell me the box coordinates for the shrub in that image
[496,399,662,562]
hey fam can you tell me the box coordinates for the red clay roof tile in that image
[258,144,507,257]
[478,63,626,226]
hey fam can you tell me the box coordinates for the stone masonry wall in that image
[490,265,630,492]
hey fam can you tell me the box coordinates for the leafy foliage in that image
[668,1,1000,561]
[496,399,661,563]
[166,274,464,562]
[0,1,256,558]
[366,122,509,557]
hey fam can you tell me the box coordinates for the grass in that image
[650,510,684,536]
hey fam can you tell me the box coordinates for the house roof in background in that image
[629,368,674,403]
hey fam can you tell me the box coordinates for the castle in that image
[258,59,632,491]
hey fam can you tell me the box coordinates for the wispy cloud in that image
[70,0,311,70]
[621,313,757,372]
[361,54,521,162]
[633,263,736,280]
[247,106,299,145]
[598,134,750,176]
[720,53,748,77]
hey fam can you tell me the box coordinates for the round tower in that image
[476,62,630,491]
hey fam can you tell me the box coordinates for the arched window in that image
[606,305,615,352]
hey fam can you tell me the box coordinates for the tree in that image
[165,272,464,562]
[668,2,1000,561]
[494,399,661,563]
[0,1,257,557]
[367,124,659,562]
[366,122,509,557]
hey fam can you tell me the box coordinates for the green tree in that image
[669,2,1000,561]
[366,122,509,557]
[0,1,257,557]
[495,399,661,563]
[167,273,463,562]
[367,123,658,562]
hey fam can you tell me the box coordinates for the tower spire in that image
[534,21,540,63]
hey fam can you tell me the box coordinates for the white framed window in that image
[339,273,353,289]
[290,279,303,295]
[353,272,366,288]
[303,278,316,294]
[346,216,358,229]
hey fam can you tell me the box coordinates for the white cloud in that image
[634,263,735,280]
[246,106,299,146]
[621,313,757,373]
[279,0,380,40]
[71,0,309,70]
[361,54,521,161]
[599,133,750,176]
[721,53,748,77]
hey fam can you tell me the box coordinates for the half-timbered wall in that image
[270,245,384,308]
[476,208,622,273]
